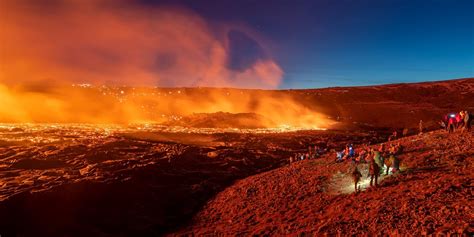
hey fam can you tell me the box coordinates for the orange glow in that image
[0,85,334,129]
[0,1,332,128]
[0,1,282,88]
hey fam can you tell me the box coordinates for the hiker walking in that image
[352,166,362,192]
[369,159,380,187]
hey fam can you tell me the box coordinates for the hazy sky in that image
[151,0,474,88]
[1,0,473,89]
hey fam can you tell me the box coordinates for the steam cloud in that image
[0,1,332,128]
[0,0,283,88]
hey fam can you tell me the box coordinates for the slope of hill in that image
[175,130,473,236]
[288,78,474,129]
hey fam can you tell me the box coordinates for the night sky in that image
[146,0,474,88]
[1,0,473,89]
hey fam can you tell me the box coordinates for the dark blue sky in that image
[140,0,474,88]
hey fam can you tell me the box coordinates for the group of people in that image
[441,111,472,133]
[290,111,471,192]
[289,145,327,164]
[350,112,472,192]
[350,142,403,192]
[335,144,356,162]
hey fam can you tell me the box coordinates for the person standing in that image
[352,166,362,192]
[419,120,423,135]
[464,111,471,132]
[402,128,409,137]
[390,155,400,173]
[448,115,456,133]
[369,159,380,187]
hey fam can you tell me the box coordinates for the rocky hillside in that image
[175,130,473,236]
[290,78,474,129]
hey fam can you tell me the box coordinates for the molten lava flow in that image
[0,85,334,129]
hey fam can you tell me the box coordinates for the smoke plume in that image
[0,0,283,88]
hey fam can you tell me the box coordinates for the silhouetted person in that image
[369,159,380,187]
[389,131,398,141]
[464,111,471,132]
[419,120,423,135]
[351,166,362,192]
[459,111,466,129]
[439,120,446,130]
[390,155,400,173]
[448,115,456,133]
[385,144,396,175]
[375,145,385,174]
[456,112,463,129]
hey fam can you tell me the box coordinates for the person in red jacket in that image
[369,159,380,187]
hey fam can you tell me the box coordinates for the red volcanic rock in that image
[0,126,387,236]
[0,78,473,236]
[175,130,473,236]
